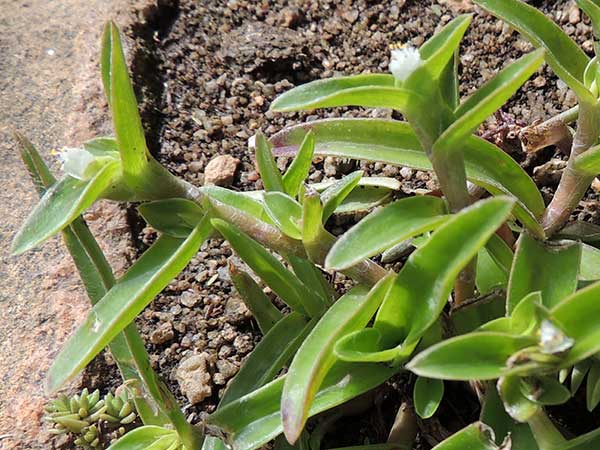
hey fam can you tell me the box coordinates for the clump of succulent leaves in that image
[44,388,137,449]
[14,0,600,449]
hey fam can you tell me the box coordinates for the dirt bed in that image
[76,0,600,448]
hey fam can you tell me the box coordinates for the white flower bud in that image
[389,46,422,82]
[58,147,109,180]
[539,319,574,354]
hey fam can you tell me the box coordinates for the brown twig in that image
[519,106,578,155]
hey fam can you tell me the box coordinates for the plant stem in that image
[542,102,600,237]
[519,106,578,154]
[528,410,566,450]
[430,150,476,304]
[208,198,388,286]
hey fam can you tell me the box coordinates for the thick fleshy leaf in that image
[473,0,593,103]
[437,49,544,151]
[325,196,448,271]
[256,132,285,192]
[106,426,179,450]
[270,74,396,112]
[12,161,120,255]
[270,119,545,236]
[282,131,314,197]
[334,185,394,214]
[558,221,600,243]
[521,376,571,406]
[547,282,600,366]
[282,280,391,443]
[321,171,363,221]
[207,362,399,450]
[476,247,508,295]
[431,422,499,450]
[205,313,312,450]
[580,243,600,281]
[46,216,214,392]
[223,312,310,406]
[229,263,283,334]
[201,185,273,225]
[413,377,444,419]
[105,22,150,178]
[573,143,600,175]
[408,332,535,380]
[481,384,538,449]
[336,197,515,365]
[507,234,580,313]
[571,361,591,394]
[377,199,514,347]
[139,198,204,238]
[211,219,324,317]
[418,14,472,80]
[287,254,335,306]
[551,428,600,450]
[485,234,514,276]
[498,376,539,423]
[587,362,600,411]
[263,192,302,239]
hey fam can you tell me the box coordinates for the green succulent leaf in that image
[139,198,204,238]
[211,219,324,317]
[579,243,600,281]
[587,363,600,411]
[270,74,396,112]
[270,119,544,236]
[46,216,214,392]
[287,254,335,306]
[521,376,571,406]
[418,14,472,80]
[228,262,284,334]
[207,362,399,450]
[282,131,315,197]
[476,247,509,295]
[333,185,394,214]
[507,234,580,313]
[205,313,312,450]
[498,376,539,422]
[325,195,448,271]
[320,171,363,221]
[201,185,274,225]
[223,312,310,406]
[413,377,444,419]
[256,132,285,192]
[282,279,391,443]
[573,143,600,175]
[336,197,515,365]
[431,422,500,450]
[480,384,538,449]
[12,161,120,255]
[106,426,179,450]
[571,361,591,395]
[473,0,593,103]
[263,192,303,239]
[103,22,150,180]
[437,49,544,152]
[408,332,535,380]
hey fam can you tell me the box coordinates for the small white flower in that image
[58,147,98,180]
[389,46,422,82]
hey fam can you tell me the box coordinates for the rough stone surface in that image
[0,1,134,447]
[203,155,240,186]
[175,353,213,405]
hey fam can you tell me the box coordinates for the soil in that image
[29,0,600,448]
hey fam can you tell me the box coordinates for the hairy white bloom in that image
[389,46,422,82]
[58,147,99,180]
